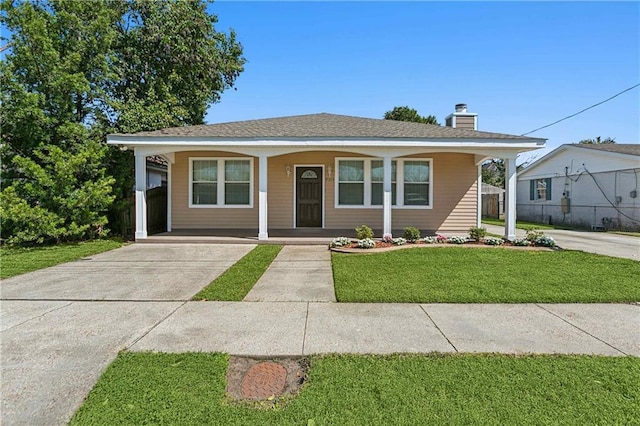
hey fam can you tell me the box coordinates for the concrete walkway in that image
[483,223,640,260]
[244,245,336,302]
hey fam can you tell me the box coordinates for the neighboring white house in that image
[517,144,640,231]
[146,156,167,189]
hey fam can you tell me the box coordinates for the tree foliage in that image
[1,0,245,245]
[578,136,616,144]
[481,159,505,188]
[384,106,439,125]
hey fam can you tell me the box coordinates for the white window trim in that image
[188,157,254,208]
[334,157,433,209]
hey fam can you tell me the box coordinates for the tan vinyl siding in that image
[172,151,258,229]
[171,150,477,234]
[267,151,382,229]
[393,153,477,233]
[454,115,476,129]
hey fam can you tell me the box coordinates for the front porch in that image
[137,228,437,245]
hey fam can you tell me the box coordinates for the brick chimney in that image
[445,103,478,130]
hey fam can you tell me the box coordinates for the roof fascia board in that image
[131,145,537,159]
[107,135,545,148]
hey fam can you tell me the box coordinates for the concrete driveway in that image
[0,243,254,300]
[483,224,639,260]
[1,243,252,425]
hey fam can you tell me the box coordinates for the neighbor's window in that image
[403,161,430,206]
[338,160,365,205]
[371,160,397,205]
[530,178,552,201]
[190,158,253,207]
[192,160,217,205]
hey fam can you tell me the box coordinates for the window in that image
[192,160,217,205]
[403,161,429,206]
[224,160,251,205]
[529,178,552,201]
[338,160,364,205]
[335,158,432,208]
[190,158,253,207]
[371,160,397,205]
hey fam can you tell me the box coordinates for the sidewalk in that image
[129,301,639,357]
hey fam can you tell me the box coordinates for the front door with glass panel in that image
[296,167,323,227]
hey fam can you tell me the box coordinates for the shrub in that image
[525,229,545,242]
[423,236,438,244]
[355,225,374,240]
[0,143,114,245]
[330,237,351,248]
[447,236,468,244]
[535,236,556,247]
[512,238,532,246]
[357,238,376,249]
[483,236,504,246]
[402,227,421,242]
[469,226,487,241]
[436,234,448,243]
[392,237,407,246]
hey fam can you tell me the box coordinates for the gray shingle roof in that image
[117,113,542,140]
[572,143,640,156]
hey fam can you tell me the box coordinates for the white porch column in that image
[477,164,482,228]
[383,156,393,238]
[166,159,172,232]
[504,155,517,240]
[134,152,148,239]
[258,155,268,240]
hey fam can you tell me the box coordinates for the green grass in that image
[332,248,640,303]
[192,244,282,301]
[0,239,124,279]
[71,352,640,425]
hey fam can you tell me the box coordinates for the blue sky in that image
[206,1,640,163]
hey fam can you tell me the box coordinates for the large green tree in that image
[383,106,439,125]
[0,0,245,245]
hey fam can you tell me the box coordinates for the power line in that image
[521,83,640,136]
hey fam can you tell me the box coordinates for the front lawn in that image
[0,239,124,279]
[332,247,640,303]
[71,352,639,425]
[192,244,282,301]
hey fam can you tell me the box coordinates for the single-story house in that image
[107,104,545,240]
[517,143,640,230]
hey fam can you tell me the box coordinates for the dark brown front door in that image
[296,167,323,227]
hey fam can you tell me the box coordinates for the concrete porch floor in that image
[141,228,437,245]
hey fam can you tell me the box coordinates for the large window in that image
[190,158,253,207]
[335,158,432,208]
[403,161,430,206]
[338,160,364,205]
[371,160,397,205]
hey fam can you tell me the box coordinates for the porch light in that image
[327,165,332,178]
[286,164,291,177]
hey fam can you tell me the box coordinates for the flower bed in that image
[329,227,558,253]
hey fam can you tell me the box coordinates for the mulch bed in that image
[330,240,557,254]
